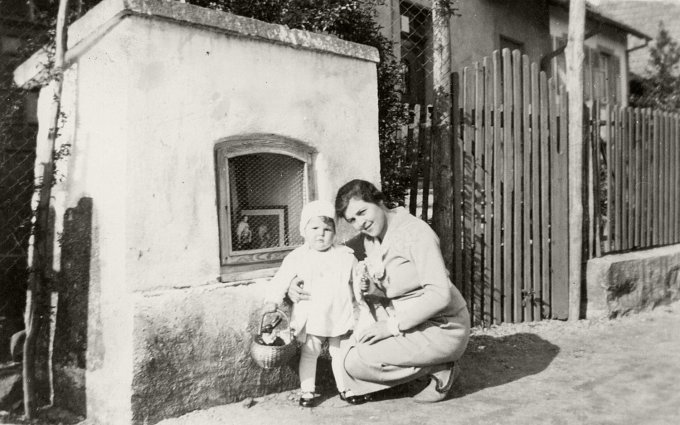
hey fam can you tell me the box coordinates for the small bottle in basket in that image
[250,308,297,370]
[261,328,285,346]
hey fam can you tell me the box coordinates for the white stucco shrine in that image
[14,0,381,423]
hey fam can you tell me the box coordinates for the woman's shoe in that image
[413,362,460,403]
[339,391,368,405]
[299,392,316,408]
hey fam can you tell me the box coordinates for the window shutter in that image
[610,56,621,105]
[584,47,593,101]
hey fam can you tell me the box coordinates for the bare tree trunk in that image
[23,0,70,418]
[431,0,454,273]
[566,0,586,321]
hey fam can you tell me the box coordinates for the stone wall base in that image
[131,282,307,424]
[586,244,680,319]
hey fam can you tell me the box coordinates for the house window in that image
[215,135,316,281]
[600,51,621,105]
[588,49,621,105]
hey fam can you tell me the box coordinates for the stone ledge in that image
[586,244,680,319]
[131,281,300,423]
[14,0,379,89]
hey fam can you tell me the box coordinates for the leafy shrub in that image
[630,23,680,111]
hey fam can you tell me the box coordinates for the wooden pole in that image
[565,0,585,321]
[431,0,454,273]
[23,0,70,417]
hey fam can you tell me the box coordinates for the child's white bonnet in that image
[299,200,336,236]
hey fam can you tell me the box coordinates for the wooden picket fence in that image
[404,104,434,222]
[406,49,569,325]
[403,49,680,325]
[405,49,680,325]
[585,104,680,257]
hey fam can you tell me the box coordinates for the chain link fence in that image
[226,153,307,252]
[0,3,46,356]
[398,0,435,108]
[389,0,455,221]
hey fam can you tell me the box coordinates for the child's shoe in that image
[299,392,316,408]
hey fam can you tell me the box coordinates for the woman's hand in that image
[356,321,392,345]
[286,277,310,303]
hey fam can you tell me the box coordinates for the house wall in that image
[591,0,680,77]
[377,0,634,106]
[375,0,552,106]
[550,5,630,104]
[376,0,552,71]
[20,0,380,423]
[449,0,552,70]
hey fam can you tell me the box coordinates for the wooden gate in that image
[406,49,570,325]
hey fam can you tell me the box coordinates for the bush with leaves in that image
[630,23,680,110]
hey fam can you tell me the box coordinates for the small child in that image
[263,200,364,407]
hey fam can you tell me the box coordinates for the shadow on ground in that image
[452,332,560,397]
[311,332,559,404]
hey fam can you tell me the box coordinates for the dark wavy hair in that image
[335,179,385,219]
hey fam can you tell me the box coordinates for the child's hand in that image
[262,302,278,313]
[356,261,370,292]
[360,276,370,293]
[286,277,310,303]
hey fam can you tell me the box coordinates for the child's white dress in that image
[267,244,356,340]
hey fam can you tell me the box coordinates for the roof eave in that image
[549,0,653,41]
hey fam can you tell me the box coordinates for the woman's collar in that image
[364,206,407,251]
[381,206,407,245]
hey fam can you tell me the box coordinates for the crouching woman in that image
[335,179,470,403]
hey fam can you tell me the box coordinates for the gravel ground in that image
[4,302,679,425]
[157,301,680,425]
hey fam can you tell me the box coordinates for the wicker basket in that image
[250,309,297,369]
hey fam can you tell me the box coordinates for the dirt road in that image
[157,300,680,425]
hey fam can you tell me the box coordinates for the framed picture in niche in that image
[232,206,288,253]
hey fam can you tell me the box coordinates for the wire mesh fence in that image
[1,0,102,359]
[397,0,441,212]
[399,0,435,107]
[226,153,307,252]
[1,6,45,342]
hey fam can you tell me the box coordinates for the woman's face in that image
[343,197,387,240]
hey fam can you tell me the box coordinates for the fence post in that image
[431,0,454,274]
[565,0,586,321]
[23,0,71,417]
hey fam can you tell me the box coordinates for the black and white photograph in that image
[1,0,680,424]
